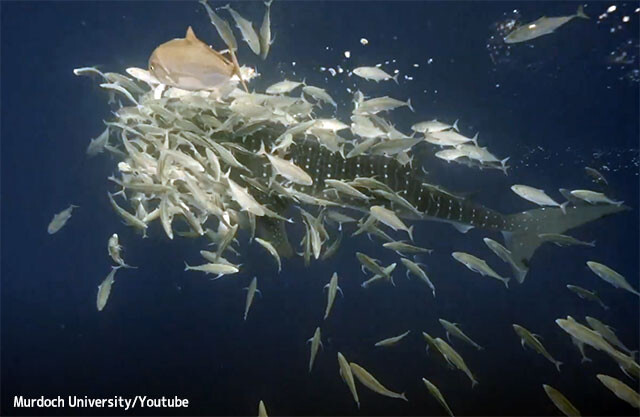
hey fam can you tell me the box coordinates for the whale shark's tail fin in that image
[503,204,630,283]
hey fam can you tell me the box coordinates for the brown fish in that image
[148,26,247,91]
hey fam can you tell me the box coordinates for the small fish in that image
[214,224,239,261]
[425,130,478,147]
[543,385,581,417]
[371,189,421,216]
[220,4,261,56]
[314,118,350,132]
[346,138,379,158]
[307,327,323,372]
[254,238,282,272]
[356,252,396,284]
[226,175,266,217]
[356,96,413,115]
[587,261,639,296]
[99,82,138,105]
[361,263,397,288]
[325,179,370,200]
[412,119,459,134]
[97,266,120,312]
[422,378,454,417]
[352,66,399,83]
[370,206,414,240]
[258,400,268,417]
[585,316,636,357]
[452,252,510,288]
[555,316,633,368]
[439,319,483,351]
[504,5,588,44]
[199,0,237,50]
[259,0,275,60]
[73,66,105,78]
[125,67,160,87]
[401,258,436,297]
[86,127,110,157]
[337,352,360,409]
[370,138,423,156]
[349,362,408,401]
[323,272,343,320]
[47,204,78,234]
[107,233,134,268]
[243,277,261,320]
[434,338,478,387]
[422,331,448,363]
[454,144,505,166]
[435,148,466,162]
[482,238,526,284]
[596,374,640,409]
[584,167,608,185]
[538,233,595,247]
[303,85,337,108]
[512,324,562,372]
[266,79,304,95]
[570,190,624,206]
[384,241,432,256]
[566,285,609,310]
[184,262,240,279]
[511,185,567,213]
[375,330,411,347]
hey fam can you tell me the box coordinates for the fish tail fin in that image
[555,361,563,372]
[471,132,479,146]
[503,276,510,289]
[452,119,459,132]
[560,201,568,215]
[400,393,408,402]
[392,73,400,84]
[576,5,589,19]
[184,262,191,271]
[581,356,592,363]
[502,204,629,283]
[500,157,510,176]
[406,98,414,112]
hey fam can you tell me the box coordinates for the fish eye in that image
[150,64,155,71]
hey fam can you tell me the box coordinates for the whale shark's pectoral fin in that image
[451,222,474,233]
[255,216,293,258]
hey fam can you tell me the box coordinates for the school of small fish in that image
[61,2,638,415]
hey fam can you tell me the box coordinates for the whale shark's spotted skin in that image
[235,133,626,281]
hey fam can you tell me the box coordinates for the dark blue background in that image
[1,1,638,415]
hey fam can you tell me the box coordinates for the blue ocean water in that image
[1,1,638,416]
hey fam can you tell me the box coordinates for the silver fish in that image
[504,6,588,44]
